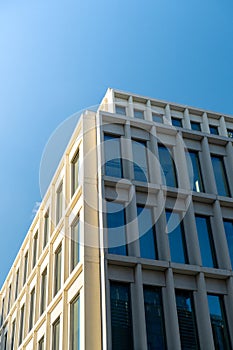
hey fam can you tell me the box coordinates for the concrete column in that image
[212,201,232,269]
[225,142,233,196]
[131,265,148,350]
[156,197,170,261]
[164,104,172,125]
[183,108,191,129]
[200,137,217,194]
[148,126,162,185]
[121,122,134,180]
[145,99,152,121]
[219,115,228,137]
[183,201,202,265]
[202,112,210,133]
[126,185,140,257]
[194,272,215,349]
[174,132,190,190]
[128,96,134,118]
[163,268,181,350]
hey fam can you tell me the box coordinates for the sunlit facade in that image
[1,88,233,349]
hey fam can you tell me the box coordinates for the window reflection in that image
[166,211,187,264]
[137,205,157,260]
[195,216,216,268]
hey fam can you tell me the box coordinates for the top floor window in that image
[186,150,204,192]
[104,134,122,178]
[209,125,219,135]
[56,183,63,225]
[115,105,126,116]
[158,145,177,187]
[23,251,28,285]
[43,211,49,248]
[134,109,144,119]
[211,155,230,197]
[171,117,182,127]
[132,139,148,182]
[190,121,201,131]
[152,113,163,123]
[227,128,233,138]
[71,151,80,196]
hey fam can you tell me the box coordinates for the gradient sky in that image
[0,0,233,288]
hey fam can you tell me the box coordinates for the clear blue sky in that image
[0,0,233,288]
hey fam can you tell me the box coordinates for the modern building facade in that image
[1,88,233,350]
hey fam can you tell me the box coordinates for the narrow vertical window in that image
[38,336,45,350]
[3,331,7,350]
[110,282,133,350]
[70,295,80,350]
[32,231,38,268]
[211,155,230,197]
[23,251,28,285]
[71,217,80,272]
[223,220,233,268]
[71,151,79,196]
[15,269,19,301]
[29,287,35,331]
[186,150,204,192]
[104,134,122,178]
[166,210,187,264]
[43,211,49,248]
[158,145,177,187]
[54,245,62,296]
[56,183,63,225]
[18,304,25,345]
[137,205,157,259]
[11,320,15,350]
[175,290,199,349]
[132,139,149,182]
[107,201,127,256]
[7,284,11,314]
[40,268,47,315]
[1,298,5,326]
[207,295,231,350]
[52,318,60,350]
[195,215,216,268]
[143,286,166,350]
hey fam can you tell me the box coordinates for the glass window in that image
[43,211,49,248]
[191,121,201,131]
[143,286,166,350]
[137,205,157,259]
[107,201,127,255]
[152,113,163,123]
[38,336,45,350]
[54,245,62,296]
[207,295,231,350]
[158,145,177,187]
[40,268,47,315]
[11,320,15,350]
[71,151,79,196]
[223,220,233,268]
[186,150,204,192]
[18,304,25,345]
[209,125,219,135]
[166,211,187,264]
[1,298,4,326]
[195,215,216,268]
[175,290,199,350]
[211,155,230,197]
[7,284,11,314]
[29,287,35,331]
[227,129,233,138]
[71,217,80,272]
[171,117,182,127]
[115,105,126,115]
[23,251,28,285]
[70,295,80,350]
[104,134,123,178]
[132,139,149,182]
[32,231,38,268]
[56,183,63,225]
[134,109,144,119]
[15,269,19,301]
[52,318,60,350]
[3,331,7,350]
[110,282,133,350]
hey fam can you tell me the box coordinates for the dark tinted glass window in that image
[186,151,204,192]
[207,295,231,350]
[176,290,199,350]
[171,117,182,127]
[70,295,80,350]
[227,129,233,138]
[137,205,157,260]
[40,268,47,315]
[166,211,187,264]
[23,252,28,285]
[104,134,122,178]
[223,220,233,268]
[158,145,177,187]
[195,216,216,267]
[132,139,148,182]
[107,201,127,255]
[144,286,166,350]
[190,121,201,131]
[209,125,219,135]
[71,218,80,271]
[71,151,79,196]
[54,245,62,296]
[52,318,60,350]
[211,155,230,197]
[29,288,35,331]
[110,283,133,350]
[18,304,25,345]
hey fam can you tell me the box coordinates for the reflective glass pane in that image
[137,205,157,259]
[52,318,60,350]
[186,151,204,192]
[223,220,233,268]
[195,216,216,267]
[104,134,122,178]
[71,152,79,196]
[158,145,177,187]
[115,105,126,115]
[70,296,80,350]
[134,109,144,119]
[209,125,218,135]
[107,202,127,255]
[132,139,148,182]
[211,156,230,197]
[152,113,163,123]
[172,117,182,127]
[71,218,80,271]
[166,211,187,264]
[190,122,201,131]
